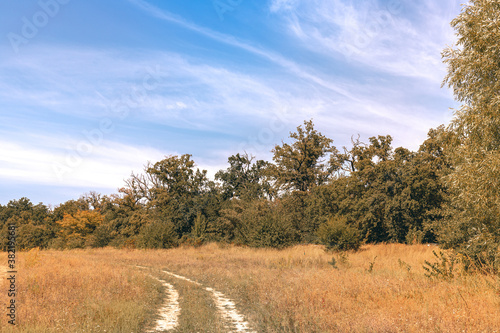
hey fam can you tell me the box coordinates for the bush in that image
[438,219,500,273]
[138,219,178,249]
[250,213,296,249]
[423,250,458,280]
[225,199,297,249]
[458,232,500,273]
[317,216,361,251]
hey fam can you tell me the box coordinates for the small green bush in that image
[138,219,178,249]
[317,216,361,251]
[423,250,458,280]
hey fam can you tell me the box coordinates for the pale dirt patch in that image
[136,266,180,332]
[161,269,255,333]
[147,276,180,332]
[205,287,255,333]
[161,270,202,286]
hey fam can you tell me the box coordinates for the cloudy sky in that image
[0,0,462,206]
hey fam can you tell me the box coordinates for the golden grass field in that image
[1,243,500,332]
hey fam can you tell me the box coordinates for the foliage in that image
[124,154,214,237]
[440,0,500,269]
[0,121,458,251]
[423,250,458,280]
[215,152,271,200]
[56,210,104,249]
[317,216,361,251]
[0,198,55,250]
[137,217,178,249]
[219,199,297,248]
[326,132,447,244]
[271,119,337,193]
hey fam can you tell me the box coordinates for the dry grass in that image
[2,244,500,332]
[0,248,162,333]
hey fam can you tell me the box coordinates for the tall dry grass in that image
[90,243,500,332]
[2,244,500,332]
[0,248,162,333]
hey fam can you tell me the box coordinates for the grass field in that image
[1,244,500,332]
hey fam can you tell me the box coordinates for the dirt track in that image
[147,275,180,332]
[138,266,255,332]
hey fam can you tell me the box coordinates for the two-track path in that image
[137,266,255,332]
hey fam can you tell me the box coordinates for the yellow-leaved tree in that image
[56,210,104,248]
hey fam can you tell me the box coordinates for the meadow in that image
[1,244,500,332]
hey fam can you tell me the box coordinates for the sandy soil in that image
[136,266,180,332]
[147,275,180,332]
[162,269,255,333]
[137,265,255,332]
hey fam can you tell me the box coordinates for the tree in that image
[53,198,89,222]
[124,154,211,237]
[332,136,397,242]
[0,198,54,250]
[441,0,500,269]
[327,134,448,244]
[147,154,208,199]
[215,153,271,200]
[54,210,104,248]
[271,120,337,193]
[336,135,394,174]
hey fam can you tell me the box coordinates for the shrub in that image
[317,216,361,251]
[138,219,178,249]
[226,199,297,249]
[423,250,458,280]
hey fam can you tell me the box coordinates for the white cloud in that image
[0,137,167,189]
[0,0,463,193]
[270,0,299,12]
[0,42,454,164]
[269,0,462,84]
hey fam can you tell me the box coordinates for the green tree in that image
[215,153,271,200]
[328,134,448,244]
[0,198,54,250]
[271,120,337,193]
[268,120,338,240]
[332,136,396,242]
[125,154,211,237]
[441,0,500,269]
[147,154,208,199]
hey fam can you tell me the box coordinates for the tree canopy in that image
[440,0,500,267]
[271,120,337,193]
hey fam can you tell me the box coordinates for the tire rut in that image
[136,265,255,332]
[137,266,180,332]
[161,269,255,333]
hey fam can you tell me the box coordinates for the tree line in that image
[0,120,450,251]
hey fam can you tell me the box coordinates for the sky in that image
[0,0,463,207]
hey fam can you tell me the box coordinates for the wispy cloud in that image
[269,0,462,84]
[127,0,357,101]
[0,41,454,167]
[0,0,461,206]
[0,136,167,189]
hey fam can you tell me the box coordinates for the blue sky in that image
[0,0,462,206]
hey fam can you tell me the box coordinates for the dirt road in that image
[138,266,255,332]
